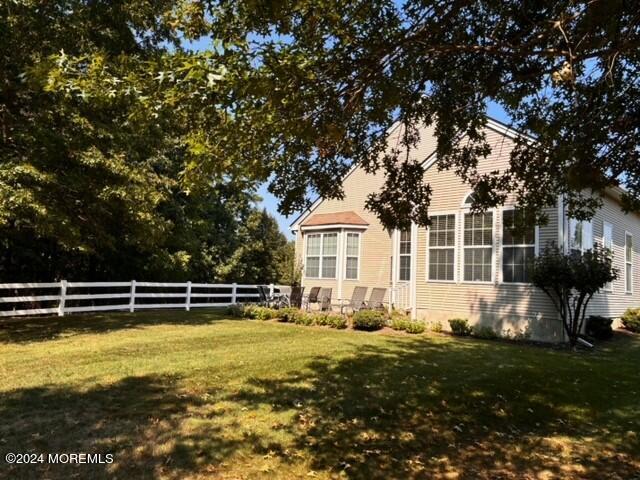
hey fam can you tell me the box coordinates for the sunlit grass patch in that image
[0,310,638,479]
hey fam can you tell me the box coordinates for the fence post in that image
[185,281,192,311]
[269,283,274,298]
[58,279,67,317]
[129,280,136,313]
[231,283,237,304]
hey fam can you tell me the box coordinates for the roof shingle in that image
[301,211,369,227]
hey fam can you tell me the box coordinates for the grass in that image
[0,311,639,479]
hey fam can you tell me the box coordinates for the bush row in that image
[228,304,347,329]
[448,318,522,340]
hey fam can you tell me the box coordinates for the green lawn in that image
[0,311,638,479]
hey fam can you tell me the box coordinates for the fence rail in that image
[0,281,284,318]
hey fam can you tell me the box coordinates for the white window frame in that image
[568,218,593,254]
[603,221,613,293]
[304,232,338,280]
[426,211,458,283]
[344,231,361,281]
[398,230,412,282]
[499,207,539,285]
[625,231,633,294]
[461,208,496,284]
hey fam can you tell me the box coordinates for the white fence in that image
[0,281,284,318]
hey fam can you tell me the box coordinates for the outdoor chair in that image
[288,286,304,308]
[303,286,321,311]
[364,287,387,310]
[257,285,285,308]
[335,286,368,314]
[318,288,332,311]
[256,285,270,306]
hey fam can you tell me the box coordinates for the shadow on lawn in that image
[1,329,638,479]
[0,309,230,344]
[232,336,640,480]
[0,375,237,480]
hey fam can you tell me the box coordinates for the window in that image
[603,222,613,292]
[305,234,321,278]
[399,230,411,281]
[569,218,593,253]
[305,233,337,279]
[626,232,633,293]
[502,209,536,283]
[428,214,456,281]
[345,232,360,280]
[464,212,493,282]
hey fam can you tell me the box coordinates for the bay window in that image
[345,232,360,280]
[305,232,337,279]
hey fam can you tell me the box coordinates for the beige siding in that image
[415,127,562,340]
[293,121,640,340]
[295,166,393,303]
[585,193,640,320]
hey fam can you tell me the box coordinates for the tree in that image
[0,1,267,281]
[530,245,618,348]
[275,241,303,286]
[216,209,290,284]
[200,0,639,230]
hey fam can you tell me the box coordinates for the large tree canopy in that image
[209,0,640,230]
[3,0,639,246]
[0,1,290,282]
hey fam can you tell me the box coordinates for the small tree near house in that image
[530,245,618,348]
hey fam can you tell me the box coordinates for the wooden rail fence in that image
[0,281,284,318]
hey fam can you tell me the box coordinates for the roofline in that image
[295,223,369,232]
[289,121,404,230]
[289,114,529,229]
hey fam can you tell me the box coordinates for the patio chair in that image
[335,286,368,314]
[256,285,270,306]
[303,286,321,311]
[318,288,332,311]
[364,287,387,310]
[288,286,304,308]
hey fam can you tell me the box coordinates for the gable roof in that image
[301,211,369,227]
[289,116,526,230]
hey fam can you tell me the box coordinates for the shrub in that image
[241,304,259,319]
[294,312,315,326]
[472,325,498,339]
[254,306,278,321]
[226,303,245,318]
[531,244,618,347]
[352,310,386,331]
[278,307,304,323]
[404,321,425,334]
[326,315,347,329]
[311,312,329,326]
[621,308,640,333]
[391,318,409,331]
[585,315,614,340]
[449,318,471,336]
[430,320,443,333]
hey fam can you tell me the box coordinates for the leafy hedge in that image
[352,310,386,331]
[621,308,640,333]
[448,318,471,336]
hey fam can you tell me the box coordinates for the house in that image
[290,117,640,341]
